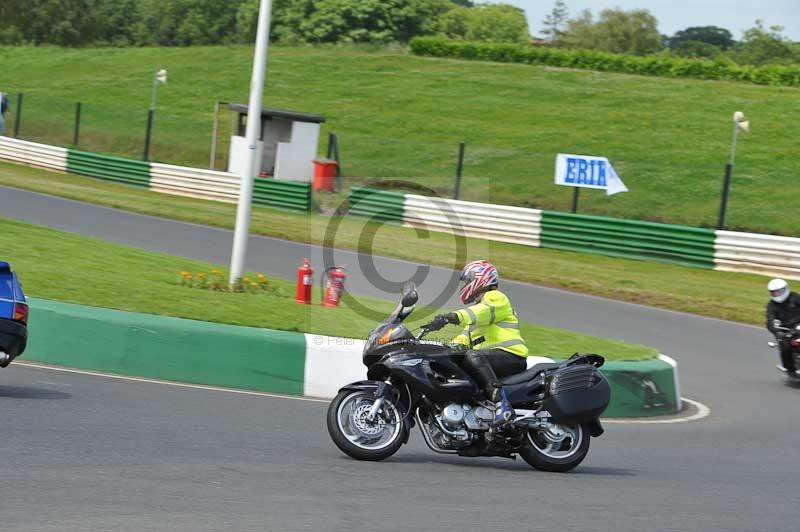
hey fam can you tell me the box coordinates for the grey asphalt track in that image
[1,185,799,531]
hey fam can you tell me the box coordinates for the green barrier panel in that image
[348,187,405,222]
[541,211,716,268]
[66,149,151,188]
[252,178,312,212]
[24,299,306,395]
[602,358,680,417]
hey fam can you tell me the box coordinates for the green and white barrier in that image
[0,139,311,212]
[3,138,797,277]
[24,298,680,418]
[348,187,800,278]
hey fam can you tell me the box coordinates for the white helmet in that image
[768,278,790,303]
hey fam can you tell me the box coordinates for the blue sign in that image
[555,153,628,195]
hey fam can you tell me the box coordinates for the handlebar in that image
[416,325,430,340]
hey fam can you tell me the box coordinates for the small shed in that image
[227,104,326,182]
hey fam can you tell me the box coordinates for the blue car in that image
[0,261,28,367]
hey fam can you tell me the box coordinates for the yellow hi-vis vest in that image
[451,289,528,357]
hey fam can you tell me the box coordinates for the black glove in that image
[427,313,458,331]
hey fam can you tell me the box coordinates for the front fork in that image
[365,398,384,422]
[365,381,392,422]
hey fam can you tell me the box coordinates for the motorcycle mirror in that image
[401,282,418,307]
[768,341,777,348]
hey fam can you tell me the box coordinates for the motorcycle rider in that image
[766,278,800,375]
[426,260,528,426]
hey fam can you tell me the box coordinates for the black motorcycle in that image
[326,284,610,472]
[768,323,800,380]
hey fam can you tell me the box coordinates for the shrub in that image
[409,36,800,88]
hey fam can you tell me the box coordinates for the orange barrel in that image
[312,159,338,192]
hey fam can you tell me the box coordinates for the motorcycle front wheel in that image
[327,390,406,461]
[519,422,590,472]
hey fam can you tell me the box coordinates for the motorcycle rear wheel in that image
[327,390,406,461]
[519,422,590,472]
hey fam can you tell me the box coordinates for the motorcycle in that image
[326,284,610,472]
[768,324,800,380]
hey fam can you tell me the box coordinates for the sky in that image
[491,0,800,41]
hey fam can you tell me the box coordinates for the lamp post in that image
[717,111,749,230]
[151,69,168,110]
[229,0,273,286]
[143,69,167,161]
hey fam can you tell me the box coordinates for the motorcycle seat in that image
[501,363,560,385]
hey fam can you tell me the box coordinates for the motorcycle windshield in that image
[386,301,413,325]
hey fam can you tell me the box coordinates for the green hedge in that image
[409,37,800,87]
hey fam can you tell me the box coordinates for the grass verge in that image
[0,163,772,326]
[0,216,655,361]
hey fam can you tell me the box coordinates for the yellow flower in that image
[211,269,223,275]
[258,273,266,280]
[180,271,190,277]
[197,272,206,278]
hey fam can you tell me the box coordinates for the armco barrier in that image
[67,149,151,188]
[25,299,306,395]
[152,163,312,211]
[348,187,405,222]
[0,136,67,172]
[0,137,793,278]
[22,299,678,418]
[253,178,312,212]
[14,138,800,279]
[541,211,716,269]
[714,230,800,280]
[403,194,542,246]
[150,163,240,203]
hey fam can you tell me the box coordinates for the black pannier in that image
[542,363,610,424]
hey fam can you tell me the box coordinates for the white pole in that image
[229,0,273,285]
[209,100,220,169]
[150,76,159,111]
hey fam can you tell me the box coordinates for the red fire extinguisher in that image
[295,258,314,304]
[322,266,346,308]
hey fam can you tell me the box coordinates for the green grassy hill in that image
[1,45,798,234]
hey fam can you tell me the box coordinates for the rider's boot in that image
[490,387,515,427]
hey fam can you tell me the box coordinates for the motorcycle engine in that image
[441,404,465,428]
[464,405,494,430]
[442,403,494,430]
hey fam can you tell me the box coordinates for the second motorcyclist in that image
[426,260,528,426]
[766,278,800,376]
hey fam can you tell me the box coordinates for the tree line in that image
[0,0,529,47]
[540,0,800,66]
[1,0,796,67]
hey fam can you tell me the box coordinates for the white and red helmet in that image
[459,260,499,304]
